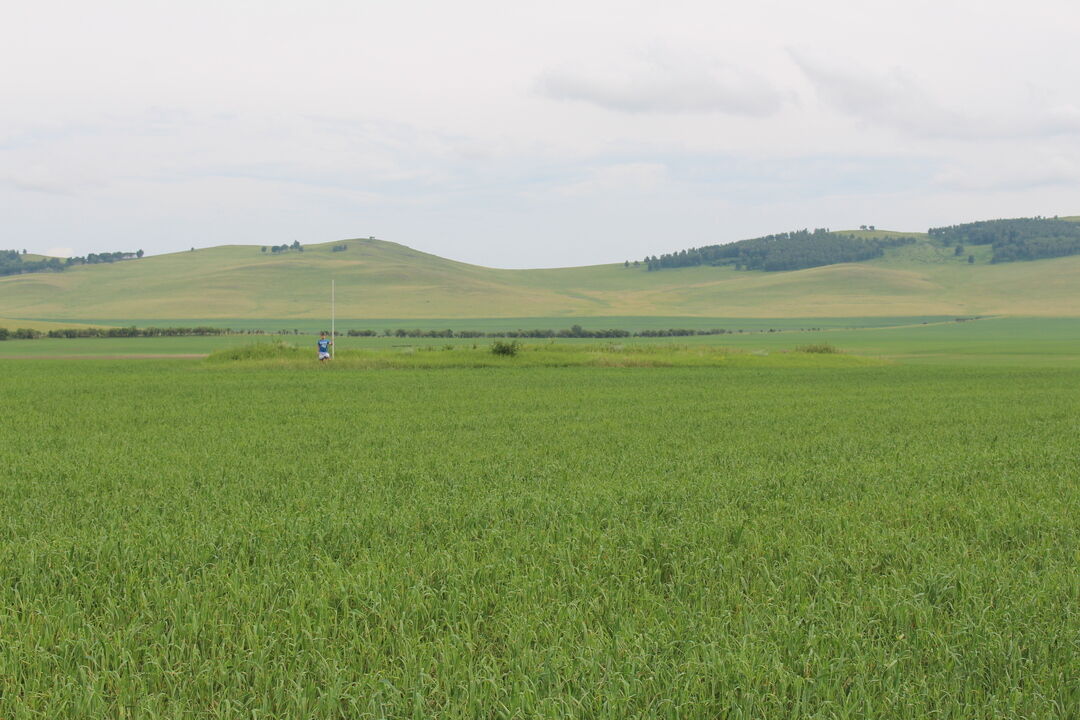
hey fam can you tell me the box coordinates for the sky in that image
[2,0,1079,268]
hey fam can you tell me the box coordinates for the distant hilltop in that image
[641,216,1080,272]
[2,216,1080,320]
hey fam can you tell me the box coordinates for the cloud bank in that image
[2,1,1079,267]
[791,50,1080,141]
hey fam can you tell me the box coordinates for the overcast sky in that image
[3,0,1079,267]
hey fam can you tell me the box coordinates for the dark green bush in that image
[796,343,840,354]
[491,340,520,357]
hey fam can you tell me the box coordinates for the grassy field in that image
[4,231,1080,320]
[2,317,1077,716]
[3,316,1078,366]
[1,348,1077,718]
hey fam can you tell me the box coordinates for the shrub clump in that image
[207,341,306,362]
[795,342,840,354]
[490,340,520,357]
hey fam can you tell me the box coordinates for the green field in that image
[1,328,1078,718]
[3,317,1078,366]
[4,231,1080,321]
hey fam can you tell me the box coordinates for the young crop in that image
[0,359,1076,718]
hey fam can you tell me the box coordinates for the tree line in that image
[639,229,918,272]
[1,326,243,340]
[928,217,1080,263]
[345,325,825,339]
[1,249,143,277]
[262,241,304,254]
[3,323,851,342]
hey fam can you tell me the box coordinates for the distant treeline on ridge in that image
[928,217,1080,263]
[0,249,143,277]
[261,241,304,254]
[642,217,1080,272]
[640,229,918,272]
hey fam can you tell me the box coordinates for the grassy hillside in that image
[3,233,1080,321]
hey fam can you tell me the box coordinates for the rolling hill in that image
[3,230,1080,322]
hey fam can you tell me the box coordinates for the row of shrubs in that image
[347,325,825,339]
[0,328,40,340]
[489,340,839,357]
[0,326,238,340]
[2,324,834,342]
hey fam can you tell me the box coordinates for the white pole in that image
[331,279,336,358]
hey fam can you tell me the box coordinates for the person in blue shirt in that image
[317,332,332,361]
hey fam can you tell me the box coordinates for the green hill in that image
[646,217,1080,272]
[3,231,1080,322]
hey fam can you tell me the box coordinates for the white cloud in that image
[933,151,1080,192]
[791,50,1080,141]
[536,53,785,116]
[551,163,670,197]
[2,1,1080,267]
[5,178,76,196]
